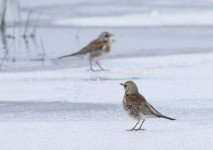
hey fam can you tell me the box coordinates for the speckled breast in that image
[123,99,141,121]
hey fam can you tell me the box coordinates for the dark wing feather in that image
[125,93,158,116]
[126,93,175,120]
[58,39,105,59]
[73,39,105,55]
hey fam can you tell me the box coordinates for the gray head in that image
[120,81,139,94]
[98,32,114,41]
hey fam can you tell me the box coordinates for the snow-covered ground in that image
[0,52,213,150]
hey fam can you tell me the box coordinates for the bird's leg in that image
[89,59,95,71]
[128,121,139,131]
[96,61,105,71]
[135,119,145,131]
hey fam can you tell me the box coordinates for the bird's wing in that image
[58,39,105,59]
[125,93,163,117]
[74,39,106,55]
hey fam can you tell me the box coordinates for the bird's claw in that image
[127,128,145,131]
[87,68,109,72]
[135,128,145,131]
[100,69,109,72]
[127,129,137,131]
[87,68,96,72]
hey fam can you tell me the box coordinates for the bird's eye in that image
[124,85,127,88]
[105,34,109,37]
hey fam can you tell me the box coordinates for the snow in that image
[0,53,212,103]
[0,52,213,150]
[0,121,212,150]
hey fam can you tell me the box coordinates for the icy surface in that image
[7,0,213,26]
[55,11,213,27]
[0,53,213,150]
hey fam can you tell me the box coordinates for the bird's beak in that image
[120,83,124,86]
[110,34,115,37]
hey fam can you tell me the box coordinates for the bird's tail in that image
[160,115,176,120]
[58,53,78,59]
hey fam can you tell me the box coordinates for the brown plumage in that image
[120,81,175,131]
[71,39,111,56]
[58,32,114,71]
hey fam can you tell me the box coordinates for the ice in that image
[55,11,213,27]
[0,53,212,103]
[0,53,213,150]
[0,121,212,150]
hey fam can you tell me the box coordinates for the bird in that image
[58,32,114,71]
[120,81,175,131]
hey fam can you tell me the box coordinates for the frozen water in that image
[55,11,213,27]
[0,52,213,150]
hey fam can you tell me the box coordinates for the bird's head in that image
[98,32,114,41]
[120,81,139,94]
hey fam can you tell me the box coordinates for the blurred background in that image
[1,0,213,70]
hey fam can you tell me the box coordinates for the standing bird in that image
[58,32,114,71]
[120,81,175,131]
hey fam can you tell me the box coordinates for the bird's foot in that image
[87,68,97,72]
[135,128,145,131]
[100,68,109,72]
[87,68,109,72]
[127,129,137,131]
